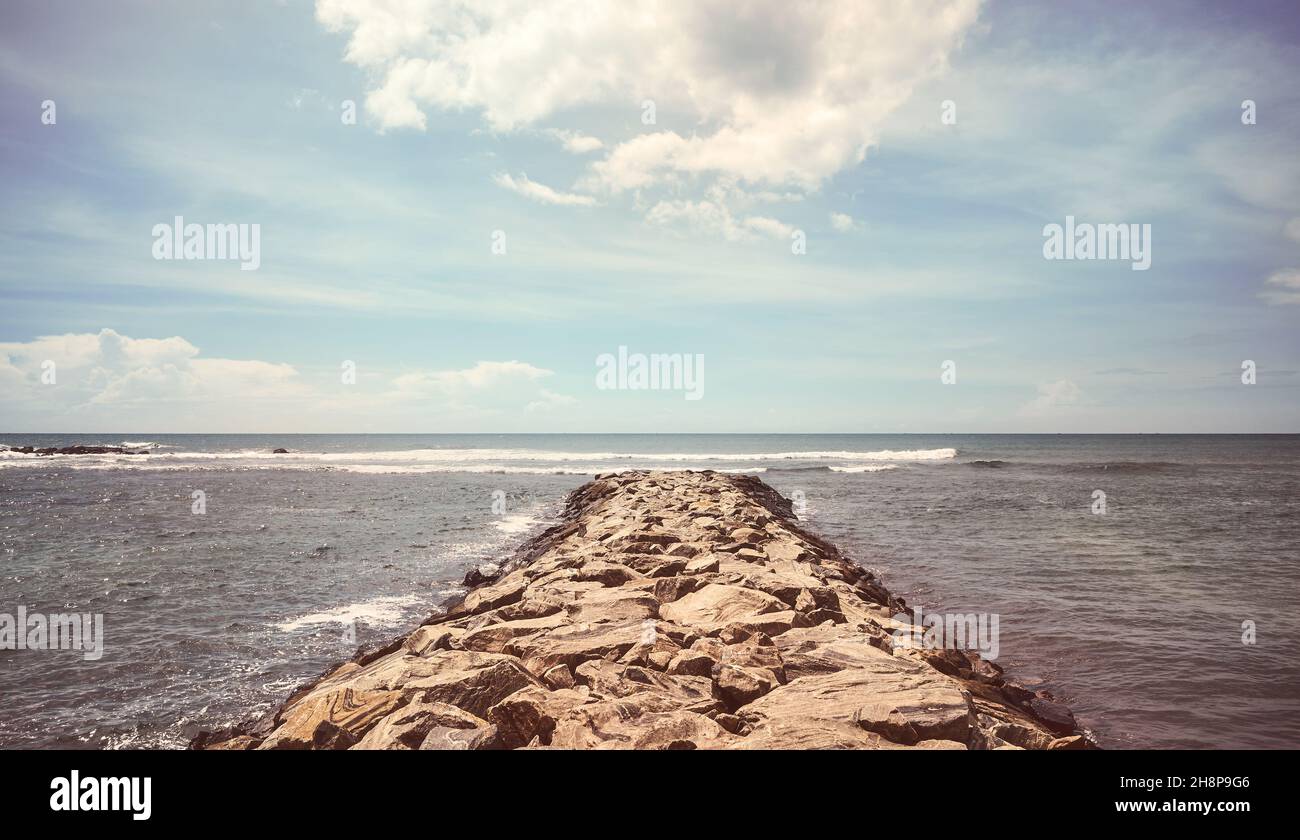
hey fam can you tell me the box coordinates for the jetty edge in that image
[193,469,1092,750]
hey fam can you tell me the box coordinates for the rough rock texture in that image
[194,470,1091,751]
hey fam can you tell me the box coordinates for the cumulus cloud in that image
[0,329,301,408]
[0,331,576,430]
[317,0,981,218]
[492,172,598,206]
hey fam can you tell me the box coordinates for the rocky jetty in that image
[195,470,1090,750]
[3,445,148,456]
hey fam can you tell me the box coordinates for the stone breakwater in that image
[194,470,1091,750]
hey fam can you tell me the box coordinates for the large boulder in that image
[659,584,786,633]
[740,658,973,746]
[352,700,494,750]
[459,614,568,653]
[257,687,404,750]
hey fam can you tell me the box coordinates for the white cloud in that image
[392,360,552,394]
[1021,379,1082,415]
[318,0,982,210]
[492,172,598,206]
[0,331,576,430]
[742,215,795,240]
[646,199,792,241]
[526,388,578,414]
[0,329,305,417]
[545,129,604,154]
[830,212,857,232]
[391,359,572,415]
[1261,268,1300,304]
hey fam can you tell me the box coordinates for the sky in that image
[1,0,1298,433]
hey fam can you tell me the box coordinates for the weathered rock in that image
[763,540,813,564]
[717,610,811,640]
[459,572,529,615]
[667,650,716,677]
[730,527,766,544]
[549,695,731,749]
[12,444,149,456]
[1029,697,1078,735]
[353,700,492,750]
[564,587,660,624]
[196,470,1084,751]
[459,614,568,653]
[652,576,702,604]
[684,556,721,574]
[371,651,543,718]
[658,583,786,632]
[541,663,575,690]
[403,625,460,656]
[575,560,644,587]
[773,626,895,681]
[575,660,717,713]
[419,724,503,750]
[487,686,592,748]
[714,664,777,707]
[258,687,403,749]
[507,620,643,673]
[972,712,1055,750]
[740,659,973,746]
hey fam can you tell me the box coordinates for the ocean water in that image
[1,434,1297,749]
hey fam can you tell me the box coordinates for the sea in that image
[1,433,1297,749]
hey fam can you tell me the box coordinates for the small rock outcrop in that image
[195,470,1092,750]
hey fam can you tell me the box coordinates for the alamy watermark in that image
[50,771,150,820]
[892,605,999,661]
[596,346,704,400]
[1043,215,1151,271]
[1,606,104,660]
[152,216,260,270]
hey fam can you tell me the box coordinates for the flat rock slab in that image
[659,583,786,631]
[740,659,973,745]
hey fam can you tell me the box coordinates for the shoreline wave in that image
[0,446,956,474]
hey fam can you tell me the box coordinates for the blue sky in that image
[1,0,1297,433]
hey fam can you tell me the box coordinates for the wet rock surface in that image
[195,470,1091,750]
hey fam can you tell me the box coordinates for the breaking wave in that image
[0,446,955,474]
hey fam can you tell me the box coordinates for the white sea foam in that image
[829,464,900,473]
[0,459,771,475]
[275,595,421,632]
[495,513,539,534]
[0,446,953,473]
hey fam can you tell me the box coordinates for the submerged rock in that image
[194,470,1092,751]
